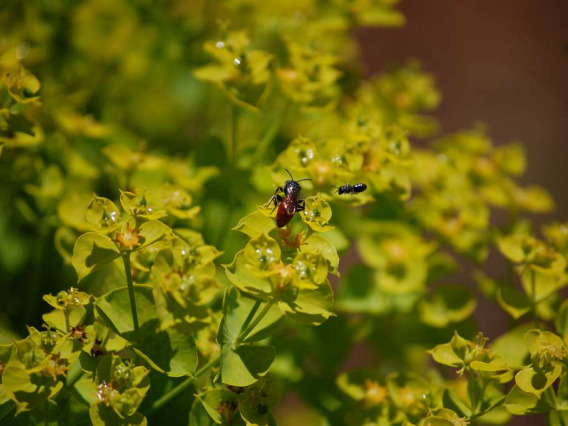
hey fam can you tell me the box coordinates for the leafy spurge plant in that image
[1,1,567,425]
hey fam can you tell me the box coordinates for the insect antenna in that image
[296,178,311,182]
[285,168,294,180]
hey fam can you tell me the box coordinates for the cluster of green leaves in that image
[1,0,567,425]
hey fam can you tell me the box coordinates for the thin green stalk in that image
[530,268,539,328]
[230,104,238,168]
[237,299,275,344]
[215,104,239,248]
[252,100,290,164]
[543,386,558,409]
[240,299,261,333]
[64,309,70,333]
[122,253,139,335]
[147,355,220,415]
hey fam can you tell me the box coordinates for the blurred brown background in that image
[358,0,568,215]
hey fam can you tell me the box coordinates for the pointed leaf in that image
[72,232,120,281]
[133,327,197,377]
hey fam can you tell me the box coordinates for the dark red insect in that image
[266,169,310,228]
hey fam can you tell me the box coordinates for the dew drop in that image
[216,41,225,49]
[233,57,241,66]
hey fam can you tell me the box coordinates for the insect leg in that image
[270,194,283,214]
[265,186,283,208]
[296,199,306,211]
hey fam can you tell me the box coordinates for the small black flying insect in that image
[332,183,368,195]
[266,169,310,228]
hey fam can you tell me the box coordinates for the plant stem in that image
[252,100,290,164]
[147,355,220,415]
[544,386,558,409]
[122,253,139,335]
[237,299,275,344]
[530,268,539,328]
[240,299,261,332]
[64,309,70,333]
[230,104,238,169]
[215,104,239,248]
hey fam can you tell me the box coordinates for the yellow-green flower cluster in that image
[411,129,553,261]
[226,210,337,325]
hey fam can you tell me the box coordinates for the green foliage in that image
[0,0,566,425]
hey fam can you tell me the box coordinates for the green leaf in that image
[497,287,530,319]
[470,357,509,374]
[525,329,565,355]
[301,194,333,232]
[224,251,273,298]
[189,397,220,426]
[133,327,197,377]
[95,285,157,339]
[278,279,334,326]
[219,288,282,345]
[220,344,275,387]
[505,385,553,414]
[419,284,476,327]
[442,389,472,418]
[515,364,562,398]
[243,233,281,273]
[218,288,279,386]
[85,195,122,231]
[135,220,171,251]
[2,362,64,414]
[423,417,455,426]
[238,377,280,425]
[496,235,526,263]
[42,303,87,332]
[74,377,99,405]
[429,342,461,367]
[303,235,340,276]
[492,323,532,369]
[233,210,276,238]
[90,403,147,426]
[72,232,120,281]
[190,389,238,425]
[521,268,568,303]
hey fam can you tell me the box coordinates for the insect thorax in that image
[284,180,301,198]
